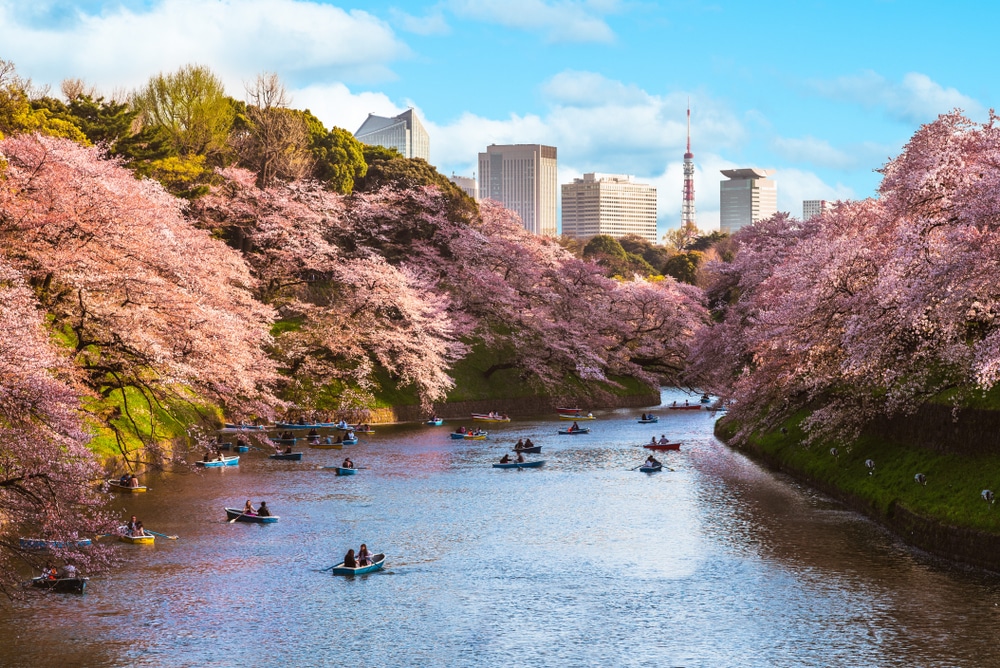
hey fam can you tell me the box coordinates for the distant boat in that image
[426,418,444,426]
[644,442,681,451]
[310,442,343,449]
[637,416,659,424]
[559,414,595,420]
[639,463,663,473]
[269,452,303,461]
[354,429,375,434]
[119,533,155,545]
[340,437,359,445]
[464,432,488,440]
[558,427,590,435]
[493,460,546,469]
[513,445,542,453]
[333,467,357,476]
[449,432,467,440]
[667,404,702,411]
[196,455,240,467]
[19,538,92,551]
[329,553,386,576]
[223,423,267,430]
[556,407,582,414]
[472,413,510,422]
[700,394,711,404]
[31,576,88,594]
[106,479,147,493]
[224,508,279,524]
[275,422,338,430]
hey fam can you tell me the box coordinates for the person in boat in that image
[516,451,525,463]
[129,473,139,488]
[345,430,356,440]
[308,428,318,438]
[243,499,256,516]
[283,444,294,453]
[336,435,344,444]
[644,455,661,468]
[515,438,525,450]
[499,454,511,464]
[524,438,534,448]
[126,515,140,536]
[133,521,147,537]
[571,421,579,431]
[684,400,689,406]
[641,413,647,421]
[60,563,78,579]
[44,561,58,580]
[342,458,354,469]
[343,549,357,568]
[257,501,271,517]
[659,435,671,445]
[297,417,306,425]
[357,544,372,567]
[672,401,677,407]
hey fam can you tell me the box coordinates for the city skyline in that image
[3,1,995,237]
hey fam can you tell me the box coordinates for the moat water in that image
[3,388,1000,667]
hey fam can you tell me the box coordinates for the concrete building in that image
[561,173,657,243]
[803,199,833,221]
[478,144,558,236]
[719,168,777,234]
[449,173,478,200]
[354,109,430,162]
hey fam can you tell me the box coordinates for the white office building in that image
[449,174,478,200]
[354,109,430,162]
[720,168,777,234]
[561,173,657,243]
[803,199,833,221]
[478,144,558,236]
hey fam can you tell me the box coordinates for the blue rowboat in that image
[330,553,385,576]
[275,422,338,430]
[20,538,92,551]
[269,452,303,461]
[639,464,663,473]
[450,433,467,440]
[513,445,541,453]
[340,438,358,445]
[558,428,590,435]
[31,576,89,593]
[224,508,279,523]
[637,416,659,423]
[273,437,297,445]
[493,460,545,469]
[224,423,267,430]
[334,467,357,476]
[196,455,239,467]
[427,418,444,426]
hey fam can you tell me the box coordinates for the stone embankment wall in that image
[364,393,661,424]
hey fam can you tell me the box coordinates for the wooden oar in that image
[229,512,248,524]
[144,529,178,540]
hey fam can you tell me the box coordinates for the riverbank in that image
[716,415,1000,572]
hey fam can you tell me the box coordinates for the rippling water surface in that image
[4,389,1000,667]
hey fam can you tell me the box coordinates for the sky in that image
[1,0,995,237]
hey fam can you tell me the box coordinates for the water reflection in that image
[3,389,1000,667]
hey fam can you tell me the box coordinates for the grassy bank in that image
[718,414,1000,569]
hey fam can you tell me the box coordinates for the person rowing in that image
[571,421,579,431]
[342,458,354,469]
[523,438,534,448]
[516,451,525,463]
[658,435,671,445]
[499,453,511,464]
[644,455,661,468]
[515,438,525,449]
[257,501,271,517]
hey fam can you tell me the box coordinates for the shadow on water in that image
[3,388,1000,667]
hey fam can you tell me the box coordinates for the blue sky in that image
[1,0,994,236]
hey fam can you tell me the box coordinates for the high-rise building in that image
[719,168,777,234]
[449,173,478,200]
[803,199,832,220]
[354,109,430,162]
[478,144,558,236]
[561,173,657,243]
[681,103,696,228]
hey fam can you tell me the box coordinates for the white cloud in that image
[0,0,409,94]
[810,70,985,124]
[773,168,854,217]
[389,7,451,36]
[447,0,617,43]
[292,83,405,135]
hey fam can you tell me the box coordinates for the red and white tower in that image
[681,102,696,228]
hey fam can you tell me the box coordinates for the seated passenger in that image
[499,454,511,464]
[129,474,139,488]
[357,544,372,566]
[257,501,271,517]
[243,499,256,515]
[524,438,534,448]
[658,435,670,445]
[343,549,357,568]
[516,451,525,463]
[515,438,524,449]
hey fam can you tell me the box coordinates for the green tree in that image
[357,145,476,221]
[131,64,234,161]
[0,60,87,143]
[619,234,671,269]
[663,222,701,251]
[583,235,657,277]
[662,250,705,285]
[301,111,367,194]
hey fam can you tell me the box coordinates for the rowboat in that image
[340,437,359,445]
[559,414,595,420]
[196,455,239,467]
[426,418,444,426]
[224,423,267,430]
[334,467,357,476]
[558,427,590,435]
[19,538,92,551]
[224,508,279,523]
[700,396,711,404]
[644,442,681,451]
[219,443,249,453]
[667,404,702,411]
[464,433,487,440]
[354,429,375,434]
[329,553,386,576]
[275,422,338,430]
[31,576,89,593]
[272,437,298,446]
[639,464,663,473]
[556,407,582,414]
[450,432,468,440]
[106,479,147,493]
[493,460,546,469]
[637,416,659,423]
[471,413,510,422]
[119,533,155,545]
[310,442,343,449]
[513,445,542,453]
[269,452,303,461]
